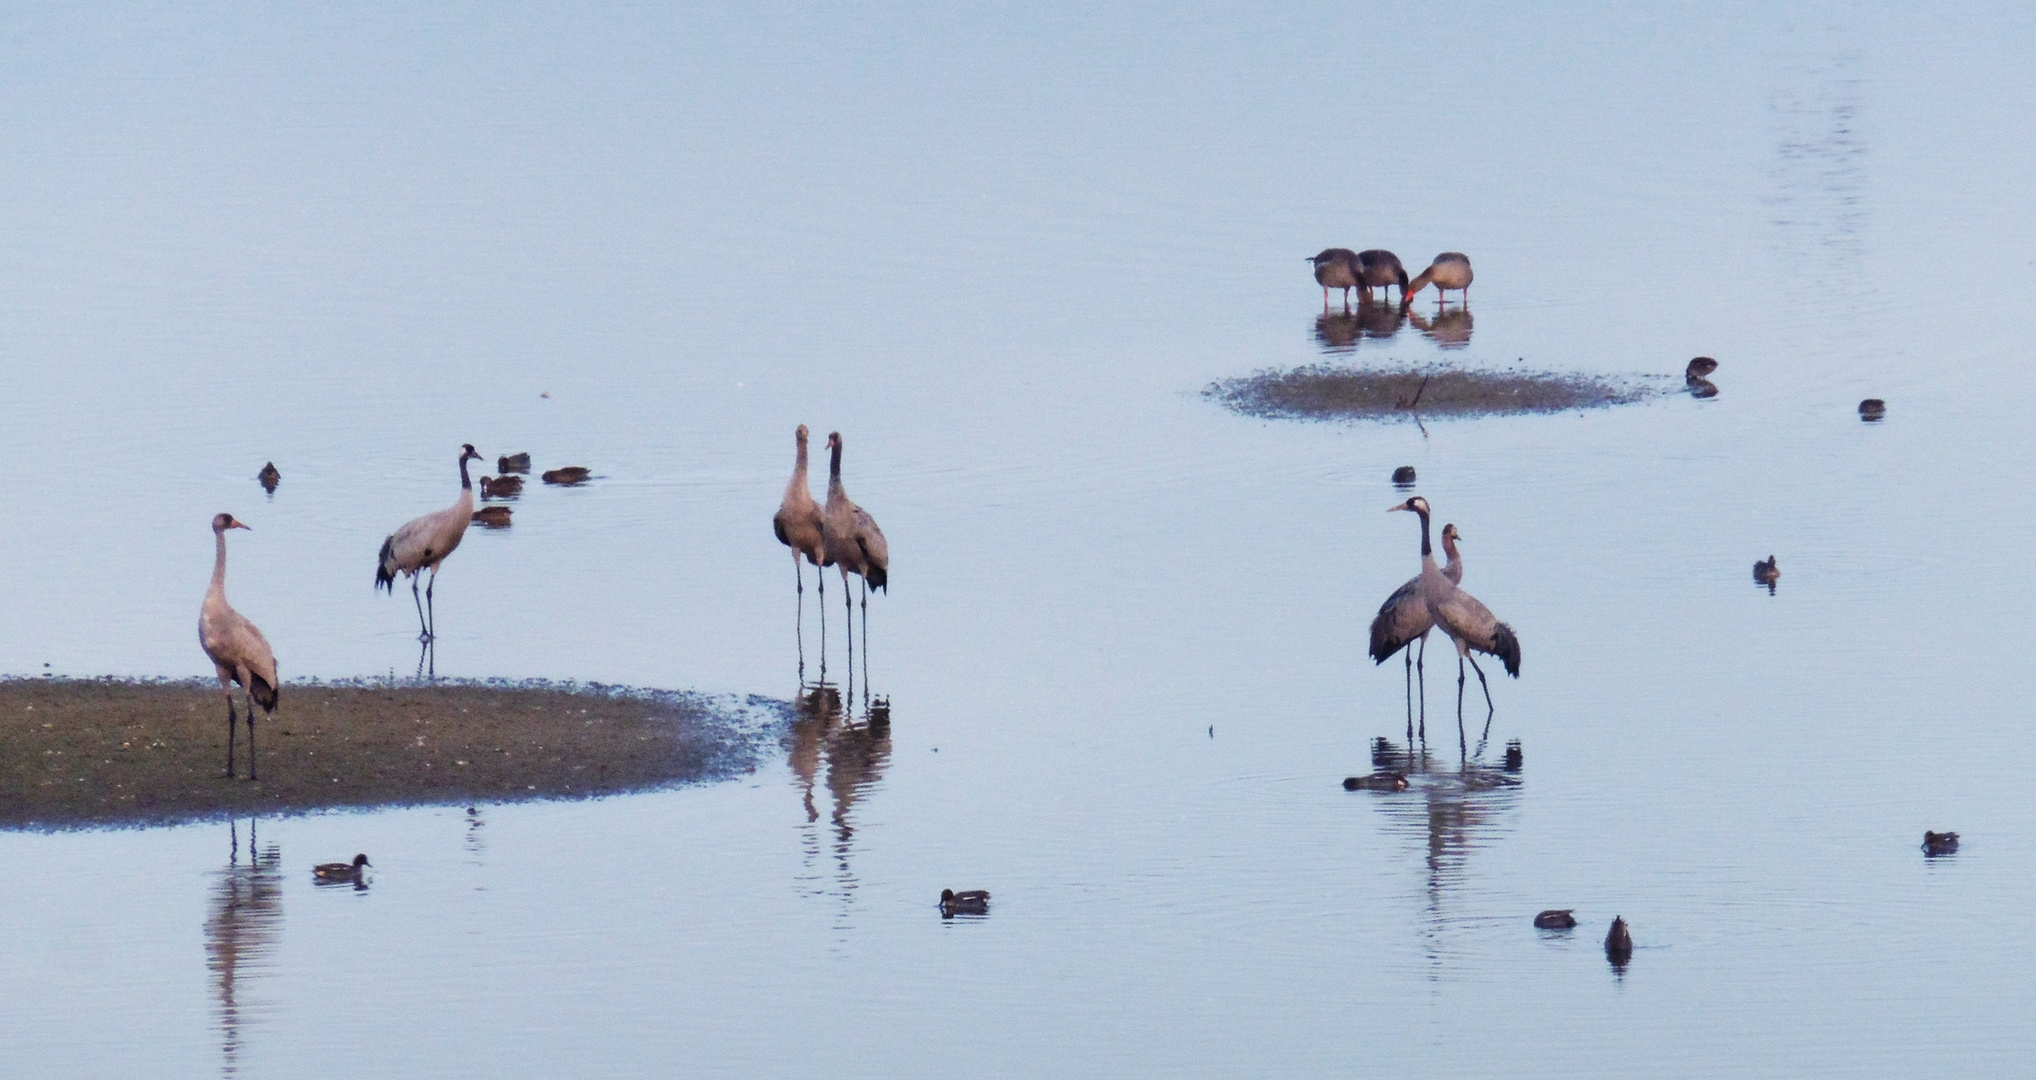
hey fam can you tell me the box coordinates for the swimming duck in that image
[542,467,592,485]
[256,462,281,493]
[939,888,990,916]
[1923,831,1959,856]
[314,854,370,879]
[479,475,523,498]
[1605,916,1633,965]
[1502,740,1523,772]
[497,453,532,473]
[1391,465,1416,486]
[1534,909,1577,930]
[1685,357,1719,378]
[1859,398,1886,421]
[472,506,513,528]
[1754,556,1779,585]
[1342,772,1409,791]
[1406,252,1473,303]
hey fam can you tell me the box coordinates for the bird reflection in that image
[1313,298,1406,354]
[787,683,893,917]
[414,637,435,681]
[1364,738,1522,977]
[1407,306,1472,350]
[207,819,283,1077]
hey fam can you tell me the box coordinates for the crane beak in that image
[232,521,252,531]
[1387,503,1407,512]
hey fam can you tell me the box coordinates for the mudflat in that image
[1208,363,1664,421]
[0,677,785,830]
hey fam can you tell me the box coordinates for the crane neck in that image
[794,436,809,479]
[827,438,843,492]
[1440,531,1458,567]
[1415,506,1432,558]
[210,528,229,593]
[458,454,473,491]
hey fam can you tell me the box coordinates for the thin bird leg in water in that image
[1403,648,1414,746]
[1466,653,1495,716]
[794,556,806,679]
[222,692,237,779]
[410,575,428,642]
[860,577,870,696]
[425,565,439,642]
[1416,634,1428,743]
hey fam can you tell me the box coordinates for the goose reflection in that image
[1364,738,1522,976]
[1407,306,1473,350]
[1313,300,1406,354]
[206,819,283,1077]
[787,683,893,911]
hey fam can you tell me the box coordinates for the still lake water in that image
[4,3,2035,1075]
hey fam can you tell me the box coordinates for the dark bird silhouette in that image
[1392,465,1416,486]
[1754,556,1779,594]
[541,466,592,485]
[471,506,513,528]
[1307,248,1362,310]
[1342,772,1409,791]
[376,444,482,641]
[200,513,277,781]
[1534,909,1577,930]
[1686,357,1719,378]
[1605,916,1633,968]
[1357,249,1410,304]
[1859,398,1886,421]
[313,854,370,880]
[255,462,280,494]
[479,475,522,498]
[939,889,990,917]
[1922,831,1959,856]
[496,453,531,473]
[1406,252,1473,303]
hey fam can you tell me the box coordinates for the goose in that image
[1406,252,1473,303]
[375,444,482,641]
[200,513,278,780]
[1357,249,1410,303]
[1307,248,1362,309]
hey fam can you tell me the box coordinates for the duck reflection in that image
[787,683,893,911]
[206,819,283,1077]
[1407,306,1473,350]
[1363,738,1522,976]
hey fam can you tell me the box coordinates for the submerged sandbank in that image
[1208,363,1668,421]
[0,677,787,830]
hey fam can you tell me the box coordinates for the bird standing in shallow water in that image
[1406,252,1473,304]
[1307,248,1362,310]
[1388,498,1520,753]
[376,444,482,641]
[1370,522,1464,744]
[821,432,889,659]
[1357,249,1410,304]
[200,513,278,781]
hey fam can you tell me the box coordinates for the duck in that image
[939,888,991,916]
[1391,465,1416,486]
[542,466,592,485]
[479,475,523,498]
[1685,357,1719,378]
[1342,772,1409,791]
[314,854,370,879]
[1503,740,1523,772]
[1923,831,1959,856]
[1406,252,1473,303]
[472,506,513,528]
[497,453,532,473]
[256,462,281,492]
[1859,398,1886,421]
[1754,556,1779,588]
[1534,909,1577,930]
[1605,916,1633,965]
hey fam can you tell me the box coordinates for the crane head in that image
[796,423,809,441]
[1442,523,1461,542]
[827,431,842,450]
[212,513,251,532]
[1388,496,1430,516]
[460,443,481,462]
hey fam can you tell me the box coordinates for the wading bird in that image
[1307,248,1362,310]
[1388,497,1520,750]
[1407,252,1473,303]
[1358,249,1410,304]
[200,513,278,781]
[774,424,827,597]
[821,432,889,644]
[1369,523,1464,743]
[375,444,482,642]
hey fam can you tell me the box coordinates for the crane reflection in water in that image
[206,818,282,1077]
[787,683,892,921]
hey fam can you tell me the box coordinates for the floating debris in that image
[1923,831,1959,856]
[939,888,990,917]
[480,475,523,498]
[543,466,592,485]
[1391,465,1416,486]
[472,506,513,528]
[1859,398,1886,421]
[497,453,531,474]
[1209,362,1664,421]
[1342,772,1409,791]
[1534,909,1577,930]
[256,462,281,494]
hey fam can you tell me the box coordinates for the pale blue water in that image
[3,3,2035,1076]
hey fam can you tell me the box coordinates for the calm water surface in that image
[4,3,2035,1076]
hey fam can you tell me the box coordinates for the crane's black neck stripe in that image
[829,438,842,478]
[1416,506,1432,558]
[459,454,473,490]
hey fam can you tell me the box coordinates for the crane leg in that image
[1415,636,1427,743]
[1466,653,1495,716]
[222,694,237,779]
[1456,656,1469,756]
[410,575,429,641]
[424,565,439,642]
[1403,649,1414,746]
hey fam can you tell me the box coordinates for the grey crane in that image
[1388,497,1520,752]
[1369,522,1462,743]
[820,431,889,650]
[1357,249,1410,304]
[1407,252,1474,304]
[375,444,482,642]
[1307,248,1362,310]
[774,424,828,600]
[200,513,278,780]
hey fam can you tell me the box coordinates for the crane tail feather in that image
[375,535,398,593]
[1491,623,1521,678]
[1368,615,1399,664]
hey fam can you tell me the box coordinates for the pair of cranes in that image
[200,443,502,778]
[1368,496,1521,754]
[773,426,890,651]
